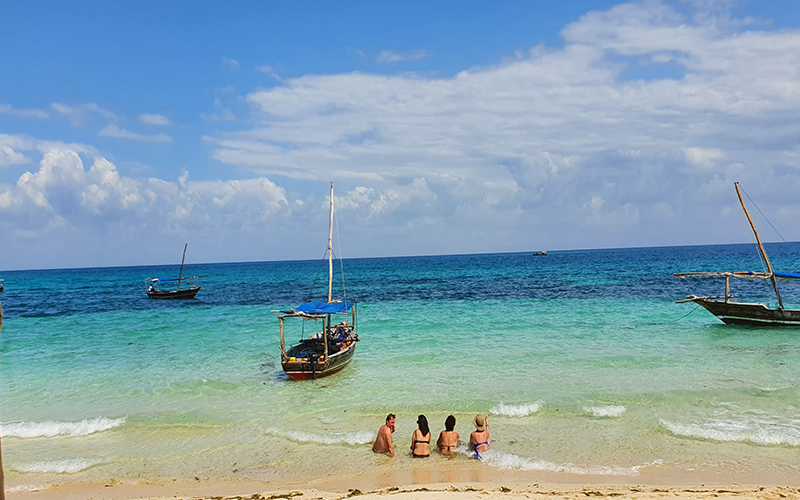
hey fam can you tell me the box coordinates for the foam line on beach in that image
[266,427,374,445]
[661,419,800,446]
[585,405,626,417]
[489,401,543,417]
[0,417,125,438]
[477,449,644,476]
[12,458,101,474]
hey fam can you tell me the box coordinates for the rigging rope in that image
[334,208,348,305]
[648,304,701,325]
[740,185,787,242]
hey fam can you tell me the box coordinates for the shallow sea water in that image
[2,243,800,489]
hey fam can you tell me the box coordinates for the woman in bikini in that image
[469,414,489,459]
[410,414,431,458]
[436,415,459,456]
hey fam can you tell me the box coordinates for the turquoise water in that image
[2,243,800,490]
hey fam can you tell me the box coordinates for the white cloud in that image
[256,65,282,81]
[0,103,48,118]
[200,99,236,121]
[0,148,288,241]
[51,102,116,125]
[98,124,172,143]
[376,49,432,63]
[0,145,30,167]
[222,57,240,68]
[200,0,800,253]
[138,113,171,126]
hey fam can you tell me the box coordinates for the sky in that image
[2,0,800,270]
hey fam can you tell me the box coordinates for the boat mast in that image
[177,243,187,292]
[734,182,783,309]
[328,183,334,303]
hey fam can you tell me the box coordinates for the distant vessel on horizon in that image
[675,182,800,326]
[145,244,205,299]
[531,251,547,256]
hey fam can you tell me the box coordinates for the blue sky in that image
[2,0,800,270]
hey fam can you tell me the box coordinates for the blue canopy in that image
[776,271,800,281]
[292,300,355,314]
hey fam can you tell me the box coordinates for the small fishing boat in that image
[531,251,548,256]
[274,183,360,380]
[145,244,205,299]
[675,182,800,326]
[0,279,4,292]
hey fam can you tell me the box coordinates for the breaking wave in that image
[489,401,543,417]
[266,427,374,445]
[477,449,652,476]
[661,418,800,447]
[13,458,101,474]
[585,405,626,417]
[0,417,125,438]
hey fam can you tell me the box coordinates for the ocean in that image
[2,243,800,491]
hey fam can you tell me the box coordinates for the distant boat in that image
[531,251,548,256]
[0,278,3,292]
[273,183,360,380]
[675,182,800,326]
[145,244,205,300]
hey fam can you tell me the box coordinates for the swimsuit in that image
[472,441,489,459]
[412,435,431,458]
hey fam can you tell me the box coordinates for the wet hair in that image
[417,414,429,436]
[445,415,456,432]
[386,413,395,423]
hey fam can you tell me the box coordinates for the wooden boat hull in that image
[147,287,201,299]
[282,344,355,380]
[690,297,800,326]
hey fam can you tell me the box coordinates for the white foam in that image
[0,417,125,438]
[489,401,543,417]
[477,449,641,476]
[266,427,374,445]
[7,484,45,492]
[661,418,800,447]
[320,416,342,424]
[14,458,100,474]
[585,405,626,417]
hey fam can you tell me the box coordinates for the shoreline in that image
[9,465,800,500]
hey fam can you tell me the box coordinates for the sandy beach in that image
[8,480,800,500]
[9,463,800,500]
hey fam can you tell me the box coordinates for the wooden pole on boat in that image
[0,299,5,500]
[279,317,286,358]
[177,243,188,291]
[734,182,783,309]
[328,183,334,303]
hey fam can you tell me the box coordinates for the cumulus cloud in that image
[138,113,170,126]
[99,124,172,142]
[0,148,288,240]
[0,103,48,118]
[376,49,432,63]
[202,0,800,251]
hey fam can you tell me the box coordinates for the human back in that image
[411,415,431,457]
[437,415,459,455]
[469,414,489,457]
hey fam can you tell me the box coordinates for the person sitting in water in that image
[410,414,431,458]
[436,415,460,456]
[372,413,396,458]
[469,414,489,458]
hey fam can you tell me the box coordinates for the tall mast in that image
[328,183,334,303]
[177,243,188,292]
[734,182,783,309]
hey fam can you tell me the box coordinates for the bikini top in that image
[414,432,431,445]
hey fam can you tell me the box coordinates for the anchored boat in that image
[145,244,205,299]
[274,183,360,380]
[675,182,800,326]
